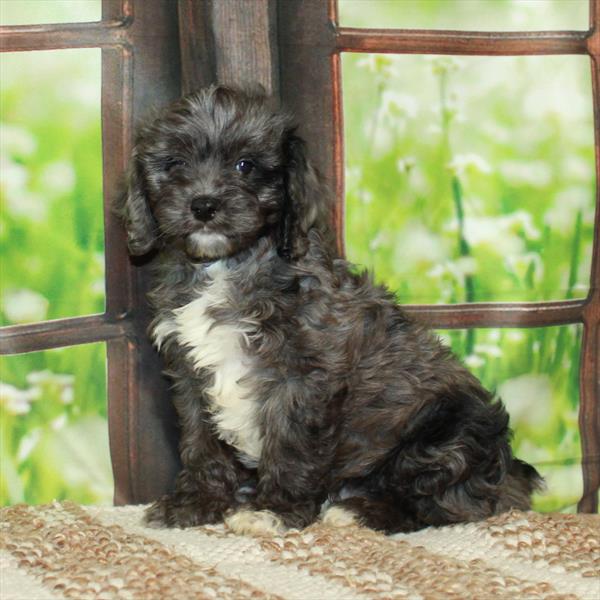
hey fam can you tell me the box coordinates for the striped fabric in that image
[1,501,598,599]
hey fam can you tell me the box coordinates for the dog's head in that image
[120,85,330,261]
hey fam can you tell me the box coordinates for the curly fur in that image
[118,85,543,534]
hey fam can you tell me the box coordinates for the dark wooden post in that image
[178,0,279,96]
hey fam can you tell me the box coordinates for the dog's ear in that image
[119,152,158,256]
[278,131,329,260]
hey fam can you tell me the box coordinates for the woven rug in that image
[1,502,598,600]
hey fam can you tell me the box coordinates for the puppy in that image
[119,85,542,535]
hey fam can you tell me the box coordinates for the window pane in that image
[437,325,583,512]
[343,54,595,303]
[338,0,588,32]
[0,0,101,26]
[0,343,111,506]
[0,49,104,324]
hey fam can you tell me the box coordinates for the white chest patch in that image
[152,261,262,466]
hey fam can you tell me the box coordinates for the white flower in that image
[480,121,511,144]
[3,189,48,222]
[381,91,418,120]
[17,428,42,462]
[507,331,525,343]
[453,256,478,276]
[446,215,520,255]
[345,165,363,190]
[369,231,389,252]
[431,93,463,128]
[356,54,394,77]
[427,56,463,76]
[507,211,541,240]
[91,279,105,296]
[523,77,589,123]
[474,344,502,358]
[487,330,501,343]
[500,160,552,188]
[51,414,68,431]
[0,155,48,221]
[27,370,75,406]
[27,370,74,386]
[393,223,447,271]
[544,186,594,234]
[396,156,416,174]
[564,156,594,182]
[428,257,477,282]
[3,289,49,324]
[0,123,37,157]
[447,153,492,177]
[40,161,76,196]
[505,252,544,282]
[446,211,540,255]
[60,386,74,405]
[0,157,28,193]
[48,416,113,502]
[464,354,485,369]
[0,382,40,415]
[69,79,100,110]
[498,373,553,429]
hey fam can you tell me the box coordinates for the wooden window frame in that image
[0,0,184,505]
[1,0,598,513]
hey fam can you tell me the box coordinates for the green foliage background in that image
[341,0,594,511]
[0,0,595,511]
[1,2,110,506]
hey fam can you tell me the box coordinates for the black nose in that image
[190,196,219,222]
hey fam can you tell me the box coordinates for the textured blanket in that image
[1,502,598,599]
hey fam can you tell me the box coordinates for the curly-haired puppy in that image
[119,85,542,535]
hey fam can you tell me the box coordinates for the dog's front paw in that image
[144,493,230,529]
[225,509,286,537]
[320,504,360,528]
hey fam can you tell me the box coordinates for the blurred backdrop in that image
[0,0,595,511]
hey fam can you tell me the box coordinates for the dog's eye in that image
[164,158,187,172]
[235,159,254,175]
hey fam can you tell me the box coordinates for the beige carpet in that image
[1,501,598,599]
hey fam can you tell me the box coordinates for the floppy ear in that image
[119,152,158,256]
[278,131,329,260]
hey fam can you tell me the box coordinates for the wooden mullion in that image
[0,314,130,355]
[403,299,585,330]
[107,0,182,505]
[0,20,131,52]
[102,46,134,319]
[577,0,600,513]
[101,40,137,506]
[335,28,591,56]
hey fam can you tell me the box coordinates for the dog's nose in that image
[190,196,219,222]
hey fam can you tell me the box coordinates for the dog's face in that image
[121,86,326,261]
